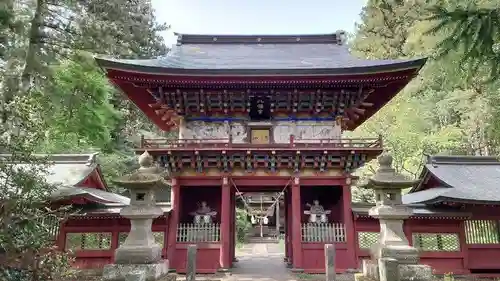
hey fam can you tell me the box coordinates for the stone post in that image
[186,245,197,281]
[103,151,174,281]
[361,153,432,281]
[324,244,336,281]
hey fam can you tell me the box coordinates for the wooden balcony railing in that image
[140,135,382,150]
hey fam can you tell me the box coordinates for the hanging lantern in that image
[257,99,264,114]
[263,217,269,225]
[251,216,256,224]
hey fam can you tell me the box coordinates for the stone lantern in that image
[362,152,432,281]
[103,151,173,281]
[363,153,419,264]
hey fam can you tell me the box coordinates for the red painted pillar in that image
[342,183,356,269]
[458,220,469,272]
[111,218,120,261]
[230,186,237,264]
[167,178,180,262]
[220,177,231,269]
[291,177,303,270]
[57,220,67,251]
[286,189,293,265]
[286,191,290,262]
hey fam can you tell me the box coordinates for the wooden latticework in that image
[155,148,372,174]
[412,233,460,252]
[357,232,379,249]
[301,223,345,242]
[37,215,60,242]
[146,88,371,118]
[465,220,500,244]
[65,232,112,250]
[118,232,165,247]
[177,223,220,242]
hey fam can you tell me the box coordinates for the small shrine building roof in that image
[403,155,500,205]
[0,153,130,205]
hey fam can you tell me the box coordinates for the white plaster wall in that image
[182,120,341,143]
[273,121,341,143]
[182,121,247,143]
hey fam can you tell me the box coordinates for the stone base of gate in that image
[102,260,174,281]
[362,259,432,281]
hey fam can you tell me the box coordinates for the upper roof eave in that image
[95,56,428,78]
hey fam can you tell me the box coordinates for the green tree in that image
[349,0,499,201]
[0,96,74,281]
[425,1,500,81]
[37,53,120,152]
[0,0,171,278]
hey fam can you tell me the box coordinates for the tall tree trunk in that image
[21,0,45,95]
[1,0,45,124]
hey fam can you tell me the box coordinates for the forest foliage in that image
[0,0,499,279]
[349,0,500,202]
[1,0,169,279]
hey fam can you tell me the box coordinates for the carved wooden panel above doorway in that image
[251,129,270,144]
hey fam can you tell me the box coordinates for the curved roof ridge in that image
[174,32,347,45]
[428,155,500,166]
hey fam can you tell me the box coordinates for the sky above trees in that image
[151,0,366,45]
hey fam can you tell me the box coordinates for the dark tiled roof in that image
[404,155,500,204]
[74,203,172,217]
[351,203,470,218]
[0,153,100,188]
[51,186,130,205]
[96,33,427,75]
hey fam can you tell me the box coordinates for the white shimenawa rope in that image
[230,177,293,223]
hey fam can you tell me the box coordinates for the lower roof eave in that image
[417,196,500,206]
[68,212,170,220]
[351,202,472,219]
[96,57,427,78]
[353,213,471,220]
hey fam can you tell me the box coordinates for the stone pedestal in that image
[115,205,164,264]
[362,259,432,281]
[369,205,419,264]
[103,262,175,281]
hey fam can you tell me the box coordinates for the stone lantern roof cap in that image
[113,151,170,188]
[364,153,418,189]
